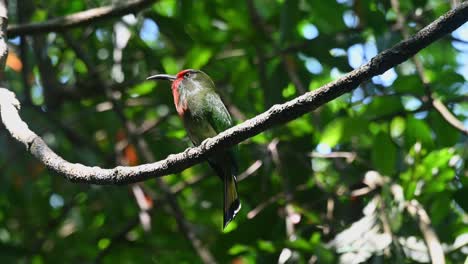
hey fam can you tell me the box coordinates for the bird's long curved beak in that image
[146,74,176,81]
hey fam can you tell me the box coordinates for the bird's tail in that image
[223,172,241,229]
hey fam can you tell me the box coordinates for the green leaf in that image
[308,0,346,33]
[320,117,367,147]
[431,71,465,99]
[282,83,296,98]
[362,96,404,119]
[222,221,238,233]
[287,238,314,252]
[285,116,314,138]
[98,238,110,250]
[390,116,406,139]
[405,180,418,199]
[185,46,213,69]
[429,195,451,225]
[31,9,47,22]
[405,117,433,147]
[74,59,87,74]
[251,133,271,144]
[371,132,397,175]
[430,110,461,147]
[228,244,251,255]
[422,148,453,172]
[161,56,179,74]
[257,240,275,253]
[153,0,177,17]
[320,119,344,147]
[128,81,156,97]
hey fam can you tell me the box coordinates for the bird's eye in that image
[184,72,191,78]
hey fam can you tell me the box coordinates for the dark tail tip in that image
[223,199,241,229]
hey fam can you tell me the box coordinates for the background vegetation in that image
[0,0,466,263]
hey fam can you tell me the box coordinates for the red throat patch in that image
[171,69,194,116]
[171,78,185,116]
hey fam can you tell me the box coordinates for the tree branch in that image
[0,3,467,185]
[7,0,156,37]
[431,99,467,134]
[392,0,467,135]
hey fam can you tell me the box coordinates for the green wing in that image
[204,91,238,168]
[205,92,233,133]
[204,91,241,229]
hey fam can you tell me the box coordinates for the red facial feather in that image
[171,69,195,116]
[171,79,182,115]
[171,74,188,116]
[176,69,192,79]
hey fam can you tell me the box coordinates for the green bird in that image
[147,69,241,229]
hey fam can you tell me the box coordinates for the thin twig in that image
[170,173,208,194]
[238,160,263,181]
[282,55,307,94]
[268,139,298,242]
[310,151,357,163]
[7,0,157,37]
[432,99,467,134]
[246,183,309,219]
[406,200,445,264]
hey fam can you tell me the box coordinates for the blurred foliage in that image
[0,0,467,263]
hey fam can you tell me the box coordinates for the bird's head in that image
[147,69,214,93]
[147,69,216,115]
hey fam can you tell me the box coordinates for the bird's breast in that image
[183,114,217,146]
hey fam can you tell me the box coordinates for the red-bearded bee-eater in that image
[147,69,241,229]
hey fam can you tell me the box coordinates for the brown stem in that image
[406,200,445,264]
[7,0,157,37]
